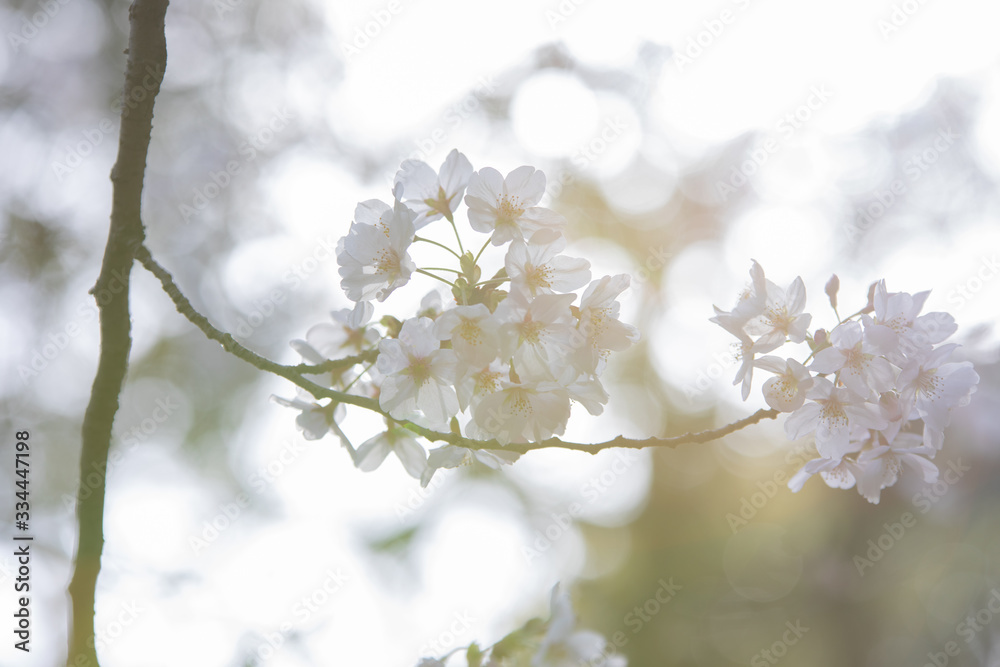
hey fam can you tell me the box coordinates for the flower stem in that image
[473,238,491,265]
[414,235,462,259]
[416,268,458,288]
[448,219,466,255]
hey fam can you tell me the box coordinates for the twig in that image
[133,244,378,411]
[137,244,780,455]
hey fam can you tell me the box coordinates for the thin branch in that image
[286,351,378,375]
[68,1,167,665]
[136,247,779,455]
[394,408,781,454]
[133,244,378,411]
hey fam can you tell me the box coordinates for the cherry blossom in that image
[896,343,979,449]
[355,426,428,479]
[568,274,640,377]
[471,380,571,445]
[505,233,591,299]
[394,148,473,227]
[755,356,814,412]
[337,196,417,302]
[784,377,887,460]
[433,303,502,369]
[377,317,459,428]
[533,584,627,667]
[465,165,566,245]
[809,320,895,399]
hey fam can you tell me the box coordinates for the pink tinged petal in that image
[788,467,813,493]
[749,260,766,292]
[296,410,329,440]
[786,314,812,343]
[809,347,845,374]
[867,356,896,392]
[831,320,863,348]
[398,317,439,357]
[504,165,546,205]
[567,377,609,416]
[393,437,428,479]
[820,463,857,490]
[521,207,567,235]
[740,361,754,400]
[439,149,473,197]
[903,453,939,484]
[788,457,839,492]
[911,290,931,313]
[839,365,872,399]
[914,312,957,344]
[786,276,807,314]
[354,199,391,225]
[349,301,374,328]
[548,256,592,292]
[417,382,459,427]
[844,402,888,430]
[922,422,945,450]
[763,375,805,412]
[355,435,393,472]
[873,280,889,318]
[290,338,326,365]
[394,159,439,200]
[376,339,408,375]
[378,375,412,414]
[862,318,898,355]
[466,167,504,203]
[304,324,346,359]
[855,458,891,504]
[754,355,788,374]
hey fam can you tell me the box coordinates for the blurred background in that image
[2,0,1000,664]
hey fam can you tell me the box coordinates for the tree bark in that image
[67,1,167,664]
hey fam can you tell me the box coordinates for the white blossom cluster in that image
[275,150,638,485]
[712,261,980,503]
[413,584,626,667]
